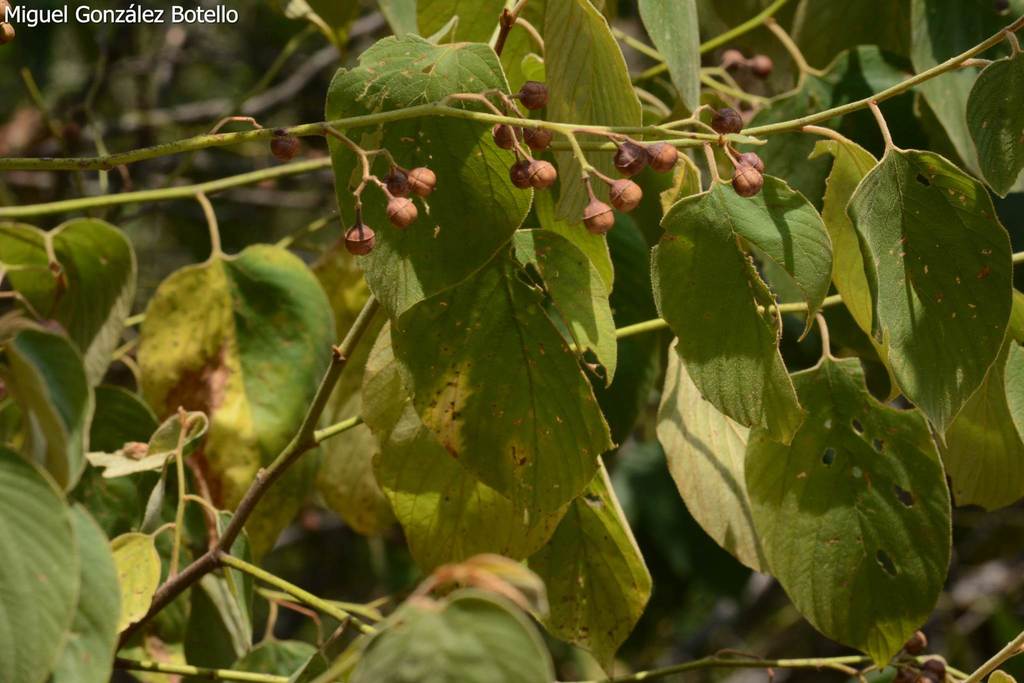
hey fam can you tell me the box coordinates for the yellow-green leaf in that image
[111,532,161,633]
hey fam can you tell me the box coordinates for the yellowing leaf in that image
[111,532,161,633]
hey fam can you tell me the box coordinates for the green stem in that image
[569,654,872,683]
[219,554,377,635]
[615,293,845,340]
[169,411,191,577]
[0,157,331,218]
[313,415,363,444]
[744,13,1024,137]
[963,630,1024,683]
[114,658,288,683]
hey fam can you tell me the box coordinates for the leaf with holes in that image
[529,463,651,671]
[847,149,1013,433]
[52,506,120,683]
[0,447,79,683]
[366,326,564,569]
[326,35,531,318]
[3,327,93,490]
[746,357,951,665]
[638,0,700,112]
[544,0,642,219]
[942,341,1024,509]
[111,532,161,633]
[391,256,612,514]
[656,343,764,571]
[351,590,554,683]
[137,244,335,556]
[652,176,834,443]
[967,50,1024,197]
[0,219,136,385]
[513,229,617,383]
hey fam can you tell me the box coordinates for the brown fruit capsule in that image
[492,124,520,150]
[732,164,764,197]
[517,81,549,110]
[893,670,917,683]
[903,631,928,656]
[609,179,643,212]
[385,168,410,197]
[750,54,774,78]
[344,224,376,256]
[711,108,743,135]
[510,159,533,189]
[614,141,648,177]
[995,0,1010,12]
[270,130,300,161]
[921,660,946,679]
[523,127,553,151]
[527,160,557,189]
[721,48,745,70]
[738,151,765,173]
[387,196,418,228]
[0,23,14,45]
[646,142,678,173]
[583,199,615,235]
[407,167,436,196]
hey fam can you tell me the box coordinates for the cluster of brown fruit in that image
[344,165,437,255]
[893,632,948,683]
[0,1,15,44]
[581,140,679,235]
[711,107,765,198]
[495,81,559,191]
[721,48,773,78]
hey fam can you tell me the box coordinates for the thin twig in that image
[868,100,895,152]
[114,659,288,683]
[195,192,222,259]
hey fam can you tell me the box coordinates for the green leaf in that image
[652,177,833,443]
[656,343,764,571]
[365,326,563,570]
[52,506,120,683]
[326,35,531,318]
[943,341,1024,509]
[967,51,1024,196]
[792,0,910,69]
[847,149,1013,432]
[417,0,505,42]
[534,183,614,293]
[0,447,79,683]
[809,138,898,393]
[392,257,613,513]
[747,47,908,202]
[544,0,643,220]
[111,532,161,633]
[313,248,395,537]
[746,357,951,665]
[637,0,700,112]
[3,327,93,490]
[0,219,137,385]
[87,385,159,452]
[1004,343,1024,453]
[529,464,651,670]
[910,0,1017,177]
[234,641,317,675]
[513,230,617,383]
[137,245,335,556]
[87,410,208,478]
[377,0,418,36]
[351,590,555,683]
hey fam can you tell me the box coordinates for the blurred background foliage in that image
[2,1,1024,680]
